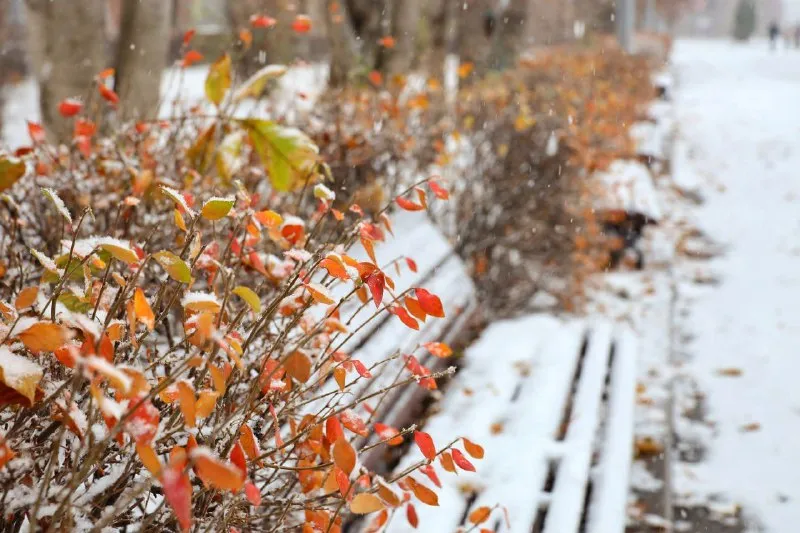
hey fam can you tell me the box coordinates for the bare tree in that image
[382,0,422,78]
[324,0,358,87]
[229,0,295,76]
[114,0,171,122]
[25,0,106,141]
[489,0,528,70]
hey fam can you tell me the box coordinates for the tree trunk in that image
[457,0,494,76]
[382,0,421,78]
[228,0,295,77]
[114,0,171,122]
[489,0,528,70]
[25,0,106,142]
[324,0,357,87]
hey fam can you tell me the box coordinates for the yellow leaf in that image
[98,237,140,264]
[232,286,261,314]
[195,389,220,418]
[200,196,235,221]
[0,346,43,406]
[333,366,346,391]
[0,156,26,193]
[350,493,385,514]
[205,54,231,106]
[153,251,192,284]
[241,119,320,192]
[306,283,335,305]
[233,64,288,102]
[182,292,221,313]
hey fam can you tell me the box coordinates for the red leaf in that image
[365,271,385,307]
[292,14,312,33]
[396,196,425,211]
[429,180,450,200]
[58,98,83,118]
[414,431,436,461]
[182,28,196,45]
[98,83,119,107]
[250,14,277,28]
[420,464,441,488]
[245,480,261,506]
[369,70,383,87]
[352,359,372,378]
[415,288,444,318]
[27,121,46,144]
[74,119,96,138]
[451,449,476,472]
[407,503,419,528]
[326,416,344,442]
[390,306,419,330]
[340,409,369,437]
[162,464,192,532]
[359,222,385,241]
[335,466,350,497]
[230,442,247,477]
[374,423,404,446]
[182,50,204,68]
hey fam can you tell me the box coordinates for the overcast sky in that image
[786,0,800,20]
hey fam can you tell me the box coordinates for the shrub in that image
[0,52,481,531]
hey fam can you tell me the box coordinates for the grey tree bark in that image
[228,0,295,77]
[25,0,106,142]
[382,0,421,78]
[324,0,358,87]
[489,0,528,70]
[114,0,171,122]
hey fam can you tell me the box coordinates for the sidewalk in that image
[625,39,800,533]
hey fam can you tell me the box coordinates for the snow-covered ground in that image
[670,39,800,531]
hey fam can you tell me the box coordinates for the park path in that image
[669,39,800,532]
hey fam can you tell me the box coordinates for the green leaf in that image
[200,196,235,221]
[232,286,261,314]
[41,188,72,223]
[233,64,288,102]
[216,131,245,183]
[205,54,231,106]
[0,156,26,193]
[241,119,320,192]
[159,185,195,216]
[186,123,217,173]
[97,237,140,264]
[153,251,192,284]
[58,291,93,313]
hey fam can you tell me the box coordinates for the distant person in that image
[795,25,800,49]
[769,21,780,50]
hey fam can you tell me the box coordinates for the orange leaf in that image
[98,83,119,106]
[230,441,247,476]
[440,452,456,473]
[134,288,155,330]
[469,506,492,525]
[14,286,38,310]
[429,180,450,200]
[191,446,245,492]
[365,271,385,307]
[407,477,439,506]
[284,351,312,383]
[326,416,344,443]
[404,297,426,322]
[368,70,383,86]
[320,258,349,280]
[451,449,475,472]
[415,187,427,209]
[292,14,312,33]
[306,283,335,305]
[239,28,253,49]
[333,366,347,391]
[17,321,72,353]
[377,480,401,506]
[136,443,162,477]
[332,438,357,475]
[239,425,261,461]
[463,437,485,459]
[361,237,377,265]
[195,389,220,418]
[420,464,441,488]
[415,288,444,318]
[406,257,418,272]
[0,435,15,470]
[350,493,385,514]
[378,36,396,48]
[423,342,452,358]
[27,121,46,143]
[176,381,196,428]
[250,14,277,28]
[414,431,436,461]
[182,50,204,68]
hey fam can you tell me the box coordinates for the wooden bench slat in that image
[586,327,638,533]
[543,322,614,533]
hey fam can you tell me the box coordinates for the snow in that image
[668,39,800,531]
[593,160,663,220]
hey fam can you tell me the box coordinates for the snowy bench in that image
[351,312,638,532]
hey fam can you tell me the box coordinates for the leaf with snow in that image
[201,196,235,221]
[153,251,192,284]
[159,186,195,216]
[97,237,140,264]
[233,64,288,102]
[41,188,72,223]
[0,346,43,406]
[182,292,221,313]
[242,119,320,192]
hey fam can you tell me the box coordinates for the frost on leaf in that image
[233,64,288,102]
[153,251,192,284]
[182,292,221,313]
[42,188,72,223]
[0,346,43,406]
[200,196,235,221]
